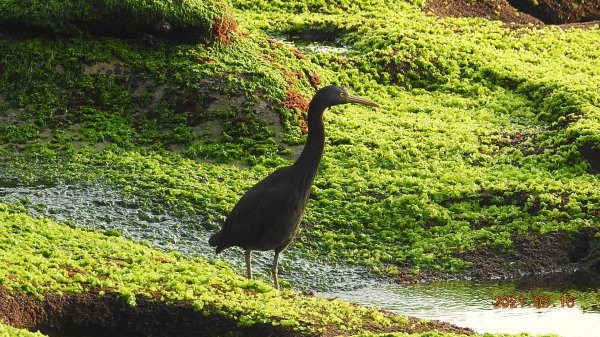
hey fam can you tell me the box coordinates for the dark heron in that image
[209,85,379,288]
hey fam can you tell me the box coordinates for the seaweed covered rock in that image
[0,34,320,164]
[0,0,236,42]
[1,0,600,284]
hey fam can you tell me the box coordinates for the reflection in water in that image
[1,180,599,337]
[513,271,600,292]
[318,279,600,337]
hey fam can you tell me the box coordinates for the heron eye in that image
[340,92,347,97]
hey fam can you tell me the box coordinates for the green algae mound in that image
[0,0,235,42]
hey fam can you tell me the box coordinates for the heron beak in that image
[345,94,380,107]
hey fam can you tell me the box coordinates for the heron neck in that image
[294,103,325,176]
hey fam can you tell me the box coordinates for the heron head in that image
[314,85,380,108]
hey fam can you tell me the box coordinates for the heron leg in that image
[272,251,280,290]
[245,249,252,279]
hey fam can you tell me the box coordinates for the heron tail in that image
[208,231,220,246]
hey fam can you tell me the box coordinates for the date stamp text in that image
[493,295,575,309]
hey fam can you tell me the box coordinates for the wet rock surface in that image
[456,227,600,280]
[425,0,600,26]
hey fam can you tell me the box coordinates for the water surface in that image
[319,277,600,337]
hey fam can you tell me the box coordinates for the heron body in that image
[209,85,379,288]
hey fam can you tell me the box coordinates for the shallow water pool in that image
[319,276,600,337]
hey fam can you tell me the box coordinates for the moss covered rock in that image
[0,0,235,42]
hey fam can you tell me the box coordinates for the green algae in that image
[0,324,48,337]
[0,34,318,164]
[0,0,233,42]
[2,3,598,335]
[0,0,599,316]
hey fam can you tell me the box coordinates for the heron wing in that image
[219,166,304,251]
